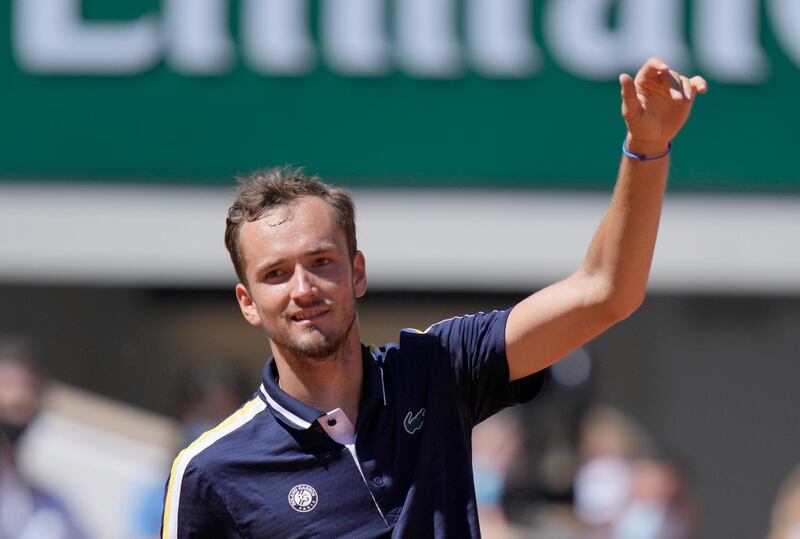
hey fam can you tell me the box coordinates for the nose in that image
[289,264,318,303]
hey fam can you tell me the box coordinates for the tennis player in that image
[162,57,707,538]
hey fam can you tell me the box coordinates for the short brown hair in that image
[224,166,357,285]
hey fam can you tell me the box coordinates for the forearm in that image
[504,60,705,380]
[580,135,671,317]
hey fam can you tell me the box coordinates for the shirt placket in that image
[319,408,389,526]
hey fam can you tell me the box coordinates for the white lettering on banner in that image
[617,0,689,70]
[242,0,315,75]
[13,0,159,74]
[322,0,390,75]
[545,0,617,80]
[768,0,800,67]
[695,0,767,83]
[467,0,541,77]
[545,0,689,80]
[8,0,800,82]
[396,0,463,77]
[164,0,234,74]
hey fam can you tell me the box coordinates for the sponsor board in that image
[1,0,798,190]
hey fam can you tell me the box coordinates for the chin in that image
[269,312,356,362]
[292,341,341,362]
[272,330,343,362]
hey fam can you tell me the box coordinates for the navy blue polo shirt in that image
[162,309,544,538]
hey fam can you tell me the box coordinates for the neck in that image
[272,329,363,424]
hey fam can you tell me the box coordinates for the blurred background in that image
[1,1,798,538]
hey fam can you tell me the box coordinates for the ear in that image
[352,251,367,299]
[235,283,262,327]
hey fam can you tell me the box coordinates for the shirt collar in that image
[259,346,388,431]
[362,344,389,407]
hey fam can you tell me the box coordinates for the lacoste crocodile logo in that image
[404,408,425,435]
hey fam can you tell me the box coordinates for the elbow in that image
[578,270,647,324]
[599,290,646,323]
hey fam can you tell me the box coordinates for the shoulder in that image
[162,396,270,535]
[368,332,435,369]
[369,309,512,363]
[168,396,269,486]
[422,309,510,337]
[395,309,511,357]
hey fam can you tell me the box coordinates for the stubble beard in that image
[267,302,358,364]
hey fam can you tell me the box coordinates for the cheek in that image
[256,297,282,319]
[270,288,300,316]
[246,288,283,322]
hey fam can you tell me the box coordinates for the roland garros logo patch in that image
[288,484,318,513]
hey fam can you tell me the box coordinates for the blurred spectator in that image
[0,336,89,539]
[574,405,653,534]
[500,351,595,539]
[611,454,696,539]
[472,410,532,538]
[172,359,247,450]
[473,401,699,539]
[573,406,696,539]
[767,464,800,539]
[128,359,246,539]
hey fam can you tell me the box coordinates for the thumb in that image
[619,73,641,122]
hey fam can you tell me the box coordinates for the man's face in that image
[235,196,366,362]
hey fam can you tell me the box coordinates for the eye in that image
[264,268,288,281]
[313,257,333,267]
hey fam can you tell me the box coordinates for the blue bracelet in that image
[622,139,672,161]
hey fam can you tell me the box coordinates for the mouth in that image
[288,306,331,324]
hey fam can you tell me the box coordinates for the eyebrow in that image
[254,245,339,276]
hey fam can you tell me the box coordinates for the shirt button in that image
[327,418,337,427]
[372,476,384,486]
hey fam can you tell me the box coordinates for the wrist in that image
[624,134,671,157]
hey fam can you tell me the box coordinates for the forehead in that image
[239,197,346,265]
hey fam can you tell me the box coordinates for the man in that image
[0,337,90,539]
[162,57,707,538]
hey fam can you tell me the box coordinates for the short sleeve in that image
[424,309,544,424]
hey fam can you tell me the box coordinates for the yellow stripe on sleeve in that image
[162,397,266,539]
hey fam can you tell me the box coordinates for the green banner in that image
[1,0,798,191]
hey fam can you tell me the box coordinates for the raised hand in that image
[620,57,708,155]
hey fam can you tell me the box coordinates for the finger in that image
[680,75,694,101]
[666,70,685,100]
[638,56,670,80]
[690,75,709,94]
[619,73,641,121]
